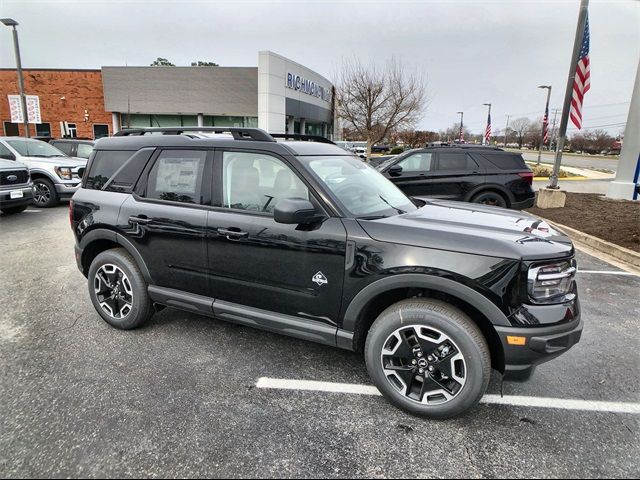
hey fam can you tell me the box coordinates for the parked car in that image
[0,157,33,214]
[376,145,535,209]
[49,139,95,160]
[71,127,581,419]
[0,137,86,208]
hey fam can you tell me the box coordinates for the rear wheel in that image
[87,248,153,330]
[32,178,59,208]
[1,204,28,215]
[365,299,491,419]
[471,191,508,208]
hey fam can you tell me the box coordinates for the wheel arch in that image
[465,183,514,206]
[28,169,58,183]
[342,274,507,373]
[79,228,152,282]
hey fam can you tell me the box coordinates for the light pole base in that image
[536,187,567,209]
[607,181,638,201]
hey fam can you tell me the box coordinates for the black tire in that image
[32,177,59,208]
[471,190,508,208]
[1,204,28,215]
[365,299,491,419]
[87,248,154,330]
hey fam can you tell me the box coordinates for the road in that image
[517,150,619,172]
[1,206,638,478]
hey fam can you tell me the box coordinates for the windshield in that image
[6,139,68,158]
[302,155,418,218]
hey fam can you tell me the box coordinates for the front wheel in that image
[1,204,28,215]
[365,299,491,419]
[32,178,59,208]
[87,248,154,330]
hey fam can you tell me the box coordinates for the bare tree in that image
[510,117,531,148]
[395,130,438,148]
[335,57,428,159]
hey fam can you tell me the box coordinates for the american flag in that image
[543,104,549,144]
[484,112,492,144]
[570,15,590,129]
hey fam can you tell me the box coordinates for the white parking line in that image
[578,270,637,276]
[256,378,640,415]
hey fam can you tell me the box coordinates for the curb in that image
[532,176,587,181]
[539,218,640,271]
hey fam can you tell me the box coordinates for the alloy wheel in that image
[93,264,133,319]
[380,325,467,405]
[33,182,51,206]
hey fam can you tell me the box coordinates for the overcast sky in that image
[1,0,638,135]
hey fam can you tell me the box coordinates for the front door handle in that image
[217,228,249,240]
[129,215,152,225]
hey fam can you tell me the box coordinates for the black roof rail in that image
[270,133,336,145]
[426,142,503,151]
[114,127,276,142]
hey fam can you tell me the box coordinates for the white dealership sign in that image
[7,95,42,124]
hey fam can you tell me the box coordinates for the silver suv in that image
[0,137,86,207]
[0,158,33,214]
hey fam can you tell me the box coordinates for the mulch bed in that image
[526,192,640,252]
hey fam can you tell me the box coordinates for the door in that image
[429,152,483,200]
[206,150,347,325]
[387,151,434,196]
[118,149,212,296]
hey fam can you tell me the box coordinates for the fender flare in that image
[341,273,511,334]
[28,168,58,183]
[79,228,152,282]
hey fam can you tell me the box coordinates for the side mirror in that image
[274,198,323,225]
[77,167,85,179]
[388,165,403,177]
[0,153,15,161]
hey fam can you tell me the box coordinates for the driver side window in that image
[398,152,432,172]
[222,152,309,214]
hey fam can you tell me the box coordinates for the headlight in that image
[55,167,73,180]
[527,260,576,302]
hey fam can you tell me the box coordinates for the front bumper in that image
[0,185,34,208]
[55,182,81,200]
[496,316,583,381]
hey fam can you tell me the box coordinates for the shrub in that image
[389,147,404,155]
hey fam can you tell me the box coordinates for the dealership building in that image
[0,51,335,139]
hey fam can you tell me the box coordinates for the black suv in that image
[376,146,535,209]
[71,127,582,419]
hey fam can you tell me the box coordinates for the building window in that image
[61,122,77,138]
[3,122,19,136]
[35,123,52,137]
[93,124,109,139]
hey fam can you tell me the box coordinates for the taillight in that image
[518,171,534,185]
[69,200,74,228]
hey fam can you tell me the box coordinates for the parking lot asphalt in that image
[1,205,639,478]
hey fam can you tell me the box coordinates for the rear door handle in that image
[129,215,152,225]
[217,228,249,240]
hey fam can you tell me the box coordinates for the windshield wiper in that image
[357,215,389,220]
[379,195,406,215]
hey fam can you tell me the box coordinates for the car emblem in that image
[312,271,328,286]
[6,175,17,182]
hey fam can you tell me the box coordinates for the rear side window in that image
[76,143,94,159]
[437,153,478,171]
[84,150,135,190]
[479,153,527,170]
[52,142,73,155]
[145,150,206,204]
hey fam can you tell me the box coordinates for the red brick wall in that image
[0,69,112,139]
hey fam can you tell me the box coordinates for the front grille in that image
[0,170,29,186]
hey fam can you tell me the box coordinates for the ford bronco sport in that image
[71,127,582,419]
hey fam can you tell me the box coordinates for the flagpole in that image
[548,0,589,188]
[483,103,491,145]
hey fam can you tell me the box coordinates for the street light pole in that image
[1,18,29,138]
[482,103,492,145]
[457,111,464,143]
[537,85,552,165]
[504,115,511,147]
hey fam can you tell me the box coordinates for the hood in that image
[0,158,27,170]
[357,199,574,261]
[19,156,87,167]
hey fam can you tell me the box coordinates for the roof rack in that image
[270,133,336,145]
[427,142,503,150]
[114,127,276,142]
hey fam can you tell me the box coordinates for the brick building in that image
[0,69,112,139]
